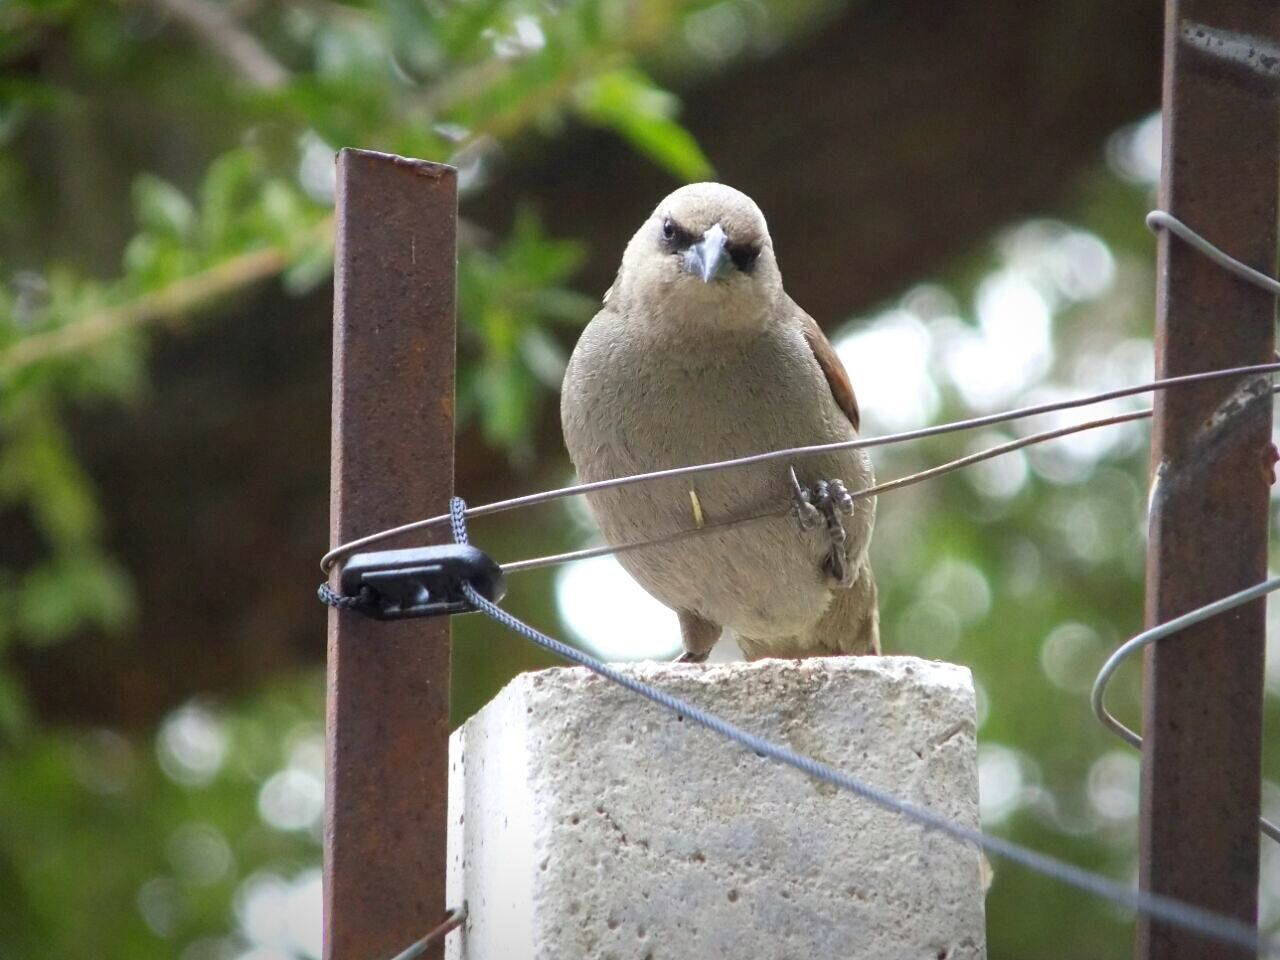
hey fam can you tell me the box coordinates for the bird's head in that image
[613,183,781,327]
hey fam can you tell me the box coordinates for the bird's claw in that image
[789,468,856,589]
[674,649,710,664]
[824,478,855,516]
[789,466,822,530]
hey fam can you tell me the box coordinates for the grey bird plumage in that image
[560,183,879,660]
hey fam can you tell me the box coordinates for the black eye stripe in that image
[660,216,696,251]
[659,217,762,272]
[728,243,760,273]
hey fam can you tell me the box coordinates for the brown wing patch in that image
[798,311,860,432]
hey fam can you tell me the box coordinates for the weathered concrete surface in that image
[446,656,986,959]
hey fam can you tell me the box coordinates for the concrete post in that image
[447,657,986,960]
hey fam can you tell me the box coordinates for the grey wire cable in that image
[321,360,1280,573]
[503,407,1154,574]
[1147,211,1280,297]
[1091,576,1280,845]
[1082,208,1280,847]
[1082,214,1279,790]
[445,497,1275,956]
[323,206,1280,576]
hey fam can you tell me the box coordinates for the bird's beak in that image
[685,223,730,283]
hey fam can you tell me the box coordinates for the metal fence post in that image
[325,149,457,960]
[1141,3,1280,958]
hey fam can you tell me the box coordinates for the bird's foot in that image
[788,466,821,530]
[673,649,710,664]
[789,468,856,588]
[1266,442,1279,486]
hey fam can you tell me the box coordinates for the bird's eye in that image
[662,217,676,240]
[729,244,760,274]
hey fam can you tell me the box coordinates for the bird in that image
[560,182,878,662]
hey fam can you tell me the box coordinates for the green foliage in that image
[0,677,326,959]
[576,67,714,180]
[0,149,330,672]
[0,4,803,948]
[0,4,1237,960]
[0,0,769,664]
[459,207,594,456]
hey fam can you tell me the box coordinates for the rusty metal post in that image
[1140,4,1280,958]
[325,149,457,960]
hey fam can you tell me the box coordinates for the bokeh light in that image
[157,704,228,788]
[557,555,682,660]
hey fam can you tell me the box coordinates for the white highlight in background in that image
[156,703,227,787]
[557,555,682,661]
[941,271,1053,411]
[234,869,322,960]
[835,308,939,434]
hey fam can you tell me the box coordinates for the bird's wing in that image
[797,308,860,432]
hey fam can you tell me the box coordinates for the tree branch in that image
[0,229,326,377]
[149,0,289,90]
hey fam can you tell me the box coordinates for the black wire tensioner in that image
[319,545,505,619]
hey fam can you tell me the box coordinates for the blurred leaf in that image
[132,175,197,243]
[528,287,601,323]
[0,408,100,545]
[15,552,133,644]
[519,325,568,389]
[476,351,535,457]
[0,669,31,741]
[282,238,335,296]
[575,66,713,180]
[199,149,264,253]
[378,0,447,76]
[506,206,588,284]
[457,206,587,454]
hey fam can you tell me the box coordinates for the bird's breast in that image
[561,314,874,636]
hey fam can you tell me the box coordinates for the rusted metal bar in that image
[325,149,457,960]
[1140,4,1280,959]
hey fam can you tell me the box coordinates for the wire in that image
[1081,209,1280,845]
[445,497,1276,957]
[331,211,1280,955]
[503,407,1153,574]
[382,905,467,960]
[1147,211,1280,298]
[1091,577,1280,844]
[321,361,1280,573]
[318,206,1280,578]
